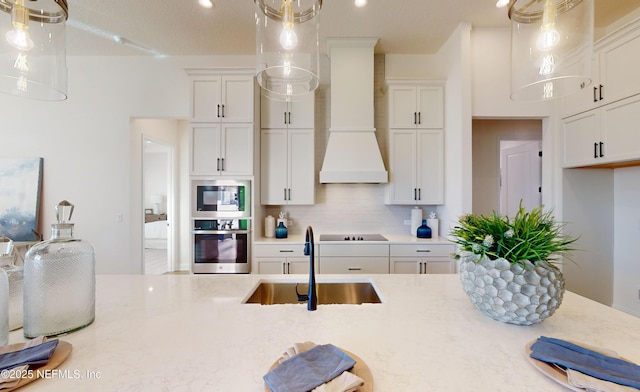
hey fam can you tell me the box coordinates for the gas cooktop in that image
[319,234,388,242]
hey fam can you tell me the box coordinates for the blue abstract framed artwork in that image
[0,157,43,242]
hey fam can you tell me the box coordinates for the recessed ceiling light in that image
[354,0,367,7]
[199,0,214,9]
[496,0,509,7]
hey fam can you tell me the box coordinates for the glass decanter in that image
[23,201,96,338]
[0,235,24,331]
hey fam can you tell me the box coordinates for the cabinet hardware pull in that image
[221,104,225,117]
[288,188,291,200]
[217,158,220,171]
[599,142,604,157]
[414,112,417,125]
[416,249,431,253]
[279,250,294,253]
[418,112,421,125]
[599,84,604,101]
[284,112,287,124]
[287,262,290,274]
[593,86,598,103]
[283,262,286,274]
[284,188,287,200]
[418,188,421,200]
[594,143,598,159]
[221,158,225,171]
[217,104,221,117]
[414,188,417,200]
[288,112,291,124]
[348,267,362,271]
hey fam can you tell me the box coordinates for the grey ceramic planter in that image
[459,253,565,326]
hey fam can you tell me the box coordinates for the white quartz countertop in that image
[8,274,640,391]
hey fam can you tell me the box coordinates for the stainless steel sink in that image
[243,281,382,305]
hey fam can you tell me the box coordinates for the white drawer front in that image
[253,244,307,258]
[389,244,454,258]
[318,244,389,257]
[319,257,389,274]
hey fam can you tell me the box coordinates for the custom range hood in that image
[319,38,388,183]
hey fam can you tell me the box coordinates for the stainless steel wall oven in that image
[192,219,250,274]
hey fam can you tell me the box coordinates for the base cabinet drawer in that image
[319,257,389,274]
[391,257,456,274]
[255,257,315,274]
[389,244,454,258]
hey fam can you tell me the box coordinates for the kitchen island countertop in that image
[9,274,640,391]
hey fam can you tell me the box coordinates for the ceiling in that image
[63,0,640,56]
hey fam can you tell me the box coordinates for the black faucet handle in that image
[303,242,310,256]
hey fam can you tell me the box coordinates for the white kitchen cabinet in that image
[190,123,254,176]
[388,82,444,129]
[253,243,315,274]
[389,244,455,274]
[562,22,640,118]
[386,129,444,205]
[563,93,640,168]
[191,75,254,123]
[261,128,314,205]
[261,93,315,129]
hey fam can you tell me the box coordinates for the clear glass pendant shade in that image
[509,0,594,101]
[255,0,321,100]
[0,0,68,100]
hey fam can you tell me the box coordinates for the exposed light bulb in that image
[536,0,560,52]
[279,26,298,50]
[543,81,554,99]
[198,0,214,9]
[355,0,368,7]
[5,1,34,51]
[279,0,298,50]
[495,0,509,8]
[283,60,292,76]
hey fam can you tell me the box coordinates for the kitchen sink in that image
[242,280,382,305]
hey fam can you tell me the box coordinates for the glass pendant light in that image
[509,0,594,101]
[0,0,68,100]
[255,0,321,100]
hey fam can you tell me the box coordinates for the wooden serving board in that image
[2,340,73,391]
[265,347,373,392]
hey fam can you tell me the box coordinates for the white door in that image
[500,141,542,217]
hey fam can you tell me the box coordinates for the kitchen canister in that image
[410,207,422,237]
[24,200,96,338]
[265,215,275,238]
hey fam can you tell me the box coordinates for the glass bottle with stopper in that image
[23,200,96,338]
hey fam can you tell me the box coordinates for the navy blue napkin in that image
[530,336,640,389]
[264,344,356,392]
[0,339,59,371]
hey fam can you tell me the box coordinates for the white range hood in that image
[319,38,388,184]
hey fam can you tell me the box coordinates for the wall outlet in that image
[403,220,411,225]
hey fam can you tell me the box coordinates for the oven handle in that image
[192,230,250,235]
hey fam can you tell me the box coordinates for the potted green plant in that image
[450,204,577,325]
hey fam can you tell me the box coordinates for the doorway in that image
[143,139,172,274]
[472,119,542,216]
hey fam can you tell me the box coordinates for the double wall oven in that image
[191,179,251,274]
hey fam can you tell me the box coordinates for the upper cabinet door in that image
[388,86,418,129]
[599,27,640,106]
[261,92,315,129]
[221,76,254,123]
[192,78,221,122]
[191,75,254,123]
[416,86,444,129]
